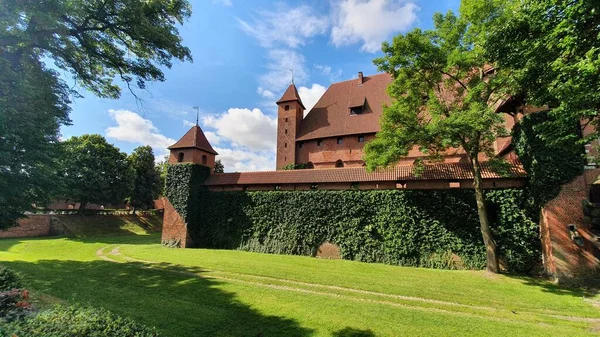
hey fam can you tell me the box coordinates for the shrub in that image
[0,289,33,323]
[0,265,22,291]
[3,305,159,337]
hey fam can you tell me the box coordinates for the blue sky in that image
[61,0,460,172]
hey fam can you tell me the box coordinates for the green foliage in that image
[0,266,21,292]
[60,134,133,211]
[0,52,71,229]
[183,189,538,273]
[513,111,585,211]
[280,163,312,170]
[3,305,159,337]
[164,164,211,223]
[128,146,161,211]
[214,160,225,173]
[0,0,192,99]
[482,0,600,141]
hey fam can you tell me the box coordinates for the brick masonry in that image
[0,215,51,239]
[161,198,194,248]
[540,168,600,282]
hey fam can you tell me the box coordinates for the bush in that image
[0,266,22,291]
[0,289,32,323]
[3,305,159,337]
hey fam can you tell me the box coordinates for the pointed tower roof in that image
[168,125,218,155]
[276,83,305,109]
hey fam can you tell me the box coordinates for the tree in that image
[156,155,169,196]
[214,159,225,173]
[364,11,510,273]
[61,135,132,213]
[480,0,600,142]
[0,0,192,226]
[128,146,161,213]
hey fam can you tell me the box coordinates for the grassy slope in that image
[0,234,599,337]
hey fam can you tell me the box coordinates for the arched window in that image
[177,152,184,163]
[202,155,208,165]
[335,160,344,168]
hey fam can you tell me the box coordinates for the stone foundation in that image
[0,215,52,238]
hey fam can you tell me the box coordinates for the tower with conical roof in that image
[168,124,219,171]
[276,83,305,169]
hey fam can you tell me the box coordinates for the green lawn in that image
[1,233,599,337]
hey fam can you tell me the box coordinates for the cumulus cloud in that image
[331,0,419,52]
[314,64,343,82]
[105,109,175,157]
[204,131,222,145]
[298,84,327,113]
[260,49,308,93]
[238,5,328,48]
[203,108,277,151]
[183,120,196,127]
[214,147,275,172]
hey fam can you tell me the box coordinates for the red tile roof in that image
[277,83,306,109]
[297,73,392,141]
[203,160,526,186]
[168,125,218,155]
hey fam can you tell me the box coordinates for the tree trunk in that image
[78,201,87,215]
[471,156,500,273]
[131,206,137,216]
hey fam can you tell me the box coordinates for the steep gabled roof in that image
[297,73,392,141]
[203,160,526,186]
[277,83,306,109]
[168,125,218,155]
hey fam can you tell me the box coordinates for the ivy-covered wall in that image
[181,187,538,272]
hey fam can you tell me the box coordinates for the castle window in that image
[285,129,288,134]
[285,143,287,148]
[202,155,207,165]
[335,160,344,168]
[285,118,288,122]
[285,105,290,111]
[306,162,314,169]
[177,152,184,163]
[317,139,323,146]
[337,137,343,145]
[358,135,365,143]
[350,106,364,115]
[298,142,303,149]
[311,184,319,190]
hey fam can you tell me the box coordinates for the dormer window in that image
[350,105,364,115]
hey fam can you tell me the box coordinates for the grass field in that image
[1,232,599,337]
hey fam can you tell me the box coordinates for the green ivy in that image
[164,164,210,223]
[180,188,538,273]
[512,111,585,214]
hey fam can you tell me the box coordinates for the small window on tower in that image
[335,160,344,168]
[285,105,290,111]
[285,129,288,134]
[298,142,303,149]
[285,118,288,122]
[177,152,184,163]
[202,155,207,165]
[358,135,365,143]
[285,143,287,148]
[337,137,343,145]
[317,139,323,146]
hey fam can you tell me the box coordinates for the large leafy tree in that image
[364,11,511,273]
[214,159,225,173]
[480,0,600,141]
[61,135,132,212]
[0,0,192,226]
[128,146,161,213]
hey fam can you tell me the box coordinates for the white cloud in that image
[331,0,419,52]
[183,120,195,127]
[314,64,343,82]
[257,86,275,99]
[260,49,308,93]
[213,0,232,6]
[298,84,327,113]
[215,147,275,172]
[238,5,328,48]
[203,108,277,151]
[204,131,222,145]
[105,109,176,158]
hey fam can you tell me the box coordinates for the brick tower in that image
[167,124,218,171]
[276,83,305,169]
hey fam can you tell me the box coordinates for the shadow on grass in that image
[332,327,376,337]
[506,274,599,298]
[3,259,313,337]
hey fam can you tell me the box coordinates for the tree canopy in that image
[60,135,132,212]
[128,146,161,212]
[364,10,511,272]
[214,159,225,173]
[0,0,191,226]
